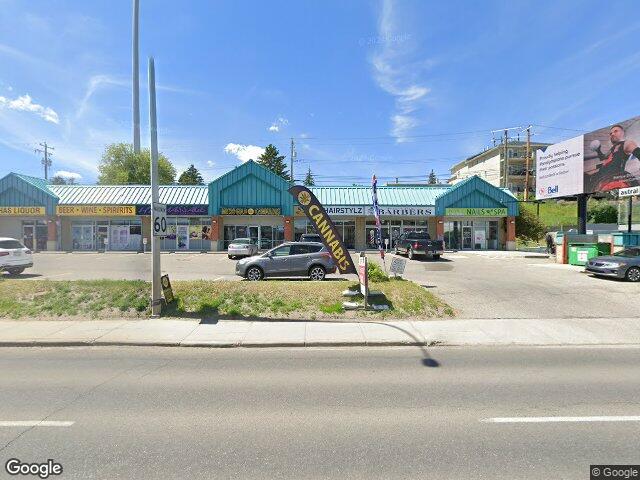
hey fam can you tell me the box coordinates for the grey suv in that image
[235,242,336,281]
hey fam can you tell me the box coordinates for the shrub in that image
[588,202,617,224]
[367,261,389,282]
[516,207,546,242]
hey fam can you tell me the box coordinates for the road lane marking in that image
[481,416,640,423]
[0,421,74,427]
[214,276,224,281]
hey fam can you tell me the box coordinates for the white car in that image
[227,238,258,259]
[0,237,33,275]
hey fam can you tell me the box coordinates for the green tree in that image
[588,202,617,224]
[428,169,438,184]
[50,175,76,185]
[257,144,290,181]
[97,143,176,185]
[303,167,315,186]
[178,164,204,185]
[515,207,547,243]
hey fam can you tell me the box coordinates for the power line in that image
[34,142,54,180]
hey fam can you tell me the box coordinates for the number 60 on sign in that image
[152,203,167,237]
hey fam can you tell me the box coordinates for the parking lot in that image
[8,250,640,319]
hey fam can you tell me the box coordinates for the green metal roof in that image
[13,173,56,197]
[309,185,450,206]
[49,185,208,205]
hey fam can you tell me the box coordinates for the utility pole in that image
[290,138,296,183]
[503,129,508,189]
[132,0,141,153]
[524,125,531,201]
[148,57,161,317]
[35,142,54,180]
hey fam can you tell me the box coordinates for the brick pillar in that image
[210,216,223,251]
[47,218,57,251]
[355,217,366,251]
[506,216,516,251]
[283,216,294,241]
[435,216,444,239]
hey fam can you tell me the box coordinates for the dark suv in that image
[299,233,322,243]
[394,232,444,260]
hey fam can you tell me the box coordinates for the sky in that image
[0,0,639,185]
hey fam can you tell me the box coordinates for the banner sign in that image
[445,207,507,217]
[294,205,434,216]
[136,204,208,216]
[288,185,357,275]
[161,274,174,303]
[0,206,46,216]
[221,207,281,215]
[372,175,385,260]
[619,186,640,197]
[56,205,136,216]
[358,253,368,300]
[536,115,640,198]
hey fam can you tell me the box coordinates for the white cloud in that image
[207,160,215,167]
[53,170,82,181]
[268,116,289,133]
[370,0,430,141]
[0,94,59,124]
[224,143,265,162]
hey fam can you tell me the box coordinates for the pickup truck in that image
[394,232,444,260]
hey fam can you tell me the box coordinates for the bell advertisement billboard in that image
[536,115,640,199]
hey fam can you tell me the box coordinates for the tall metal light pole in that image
[132,0,141,153]
[148,57,161,316]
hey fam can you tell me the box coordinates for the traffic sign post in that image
[149,57,162,317]
[152,203,167,237]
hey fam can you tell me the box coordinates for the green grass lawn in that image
[0,278,454,320]
[521,199,618,229]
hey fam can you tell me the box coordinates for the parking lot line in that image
[0,420,75,427]
[481,416,640,424]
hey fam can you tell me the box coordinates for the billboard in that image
[536,115,640,199]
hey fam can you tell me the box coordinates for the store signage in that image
[295,205,434,216]
[288,185,357,275]
[390,256,407,276]
[56,205,136,216]
[619,186,640,197]
[358,253,368,299]
[0,206,46,216]
[135,204,209,216]
[221,207,281,215]
[152,203,167,237]
[161,274,174,303]
[445,208,507,217]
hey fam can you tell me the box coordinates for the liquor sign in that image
[445,208,508,217]
[288,185,357,275]
[0,206,46,216]
[56,205,136,216]
[221,207,281,215]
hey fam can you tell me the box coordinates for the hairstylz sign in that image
[536,115,640,199]
[289,185,357,274]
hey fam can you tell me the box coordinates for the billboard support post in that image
[629,197,633,233]
[577,194,588,234]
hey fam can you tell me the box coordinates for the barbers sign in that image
[289,185,357,275]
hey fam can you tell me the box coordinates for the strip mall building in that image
[0,161,519,252]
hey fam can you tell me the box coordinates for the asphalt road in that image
[1,346,639,479]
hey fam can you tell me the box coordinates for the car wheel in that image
[432,254,441,260]
[626,266,640,282]
[246,266,264,281]
[394,247,399,255]
[7,268,24,275]
[408,248,414,260]
[309,265,326,281]
[228,255,233,259]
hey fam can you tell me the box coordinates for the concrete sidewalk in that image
[0,317,639,347]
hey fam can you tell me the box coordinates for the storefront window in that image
[366,220,390,249]
[21,220,48,251]
[223,224,283,250]
[295,218,355,249]
[162,217,211,251]
[444,221,461,250]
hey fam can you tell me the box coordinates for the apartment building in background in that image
[449,141,550,196]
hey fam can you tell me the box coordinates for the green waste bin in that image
[568,243,598,266]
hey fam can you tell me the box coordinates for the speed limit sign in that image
[152,203,167,237]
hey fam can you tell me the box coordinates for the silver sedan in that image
[227,238,258,259]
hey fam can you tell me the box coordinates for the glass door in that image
[260,226,273,250]
[248,226,259,248]
[96,225,109,252]
[22,225,35,250]
[462,226,472,249]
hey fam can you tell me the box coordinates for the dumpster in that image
[568,243,598,266]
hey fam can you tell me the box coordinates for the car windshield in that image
[0,240,25,249]
[232,238,252,245]
[614,248,640,258]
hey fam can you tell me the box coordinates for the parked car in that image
[0,237,33,275]
[235,242,336,281]
[227,238,258,259]
[394,232,444,260]
[299,233,322,243]
[585,247,640,282]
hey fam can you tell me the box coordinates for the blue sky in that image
[1,0,639,185]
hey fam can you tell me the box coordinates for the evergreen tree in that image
[178,164,205,185]
[303,167,316,186]
[257,144,290,181]
[428,169,438,185]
